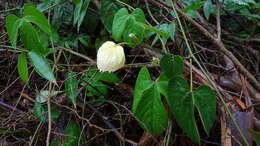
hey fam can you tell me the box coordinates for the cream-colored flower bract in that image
[97,41,125,72]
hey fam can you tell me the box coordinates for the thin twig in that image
[46,83,53,146]
[58,46,96,64]
[145,0,160,25]
[86,103,138,146]
[0,100,25,114]
[46,44,62,146]
[0,7,20,13]
[216,0,221,40]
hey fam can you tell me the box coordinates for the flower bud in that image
[128,33,136,38]
[97,41,125,72]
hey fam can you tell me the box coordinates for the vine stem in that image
[59,46,96,63]
[46,36,62,146]
[46,83,52,146]
[116,0,135,11]
[189,57,193,92]
[0,7,20,13]
[169,1,250,146]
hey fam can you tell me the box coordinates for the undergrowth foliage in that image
[2,0,260,145]
[133,54,216,145]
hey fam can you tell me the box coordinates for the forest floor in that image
[0,0,260,146]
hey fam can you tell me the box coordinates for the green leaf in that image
[142,23,170,39]
[49,105,60,121]
[63,124,81,146]
[65,72,78,106]
[112,8,129,41]
[249,129,260,146]
[123,17,144,46]
[34,101,48,122]
[28,51,56,82]
[5,15,24,47]
[18,53,29,84]
[145,22,175,45]
[78,35,90,47]
[239,8,260,20]
[160,54,184,78]
[20,21,48,55]
[72,0,81,4]
[167,77,200,144]
[85,80,108,96]
[52,0,63,4]
[155,22,175,40]
[38,31,49,49]
[51,140,58,146]
[112,8,146,47]
[193,86,216,135]
[252,2,260,9]
[50,27,60,44]
[100,0,120,32]
[36,90,62,103]
[82,69,120,97]
[227,0,255,6]
[133,68,169,134]
[203,0,214,20]
[168,22,176,41]
[183,1,205,13]
[123,8,146,47]
[73,0,91,31]
[84,9,99,33]
[134,84,168,133]
[33,101,60,122]
[52,2,74,28]
[132,67,153,113]
[94,72,121,83]
[156,73,169,97]
[23,4,52,35]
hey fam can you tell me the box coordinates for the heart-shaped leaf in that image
[160,53,184,78]
[123,8,146,47]
[135,84,168,133]
[133,67,168,133]
[167,76,216,144]
[112,8,129,41]
[167,76,200,144]
[193,85,216,135]
[132,67,153,113]
[112,8,146,47]
[156,72,169,97]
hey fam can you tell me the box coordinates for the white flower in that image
[97,41,125,72]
